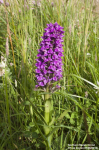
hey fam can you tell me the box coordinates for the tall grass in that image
[0,0,99,149]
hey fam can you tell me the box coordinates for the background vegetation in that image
[0,0,99,149]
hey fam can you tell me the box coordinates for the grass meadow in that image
[0,0,99,149]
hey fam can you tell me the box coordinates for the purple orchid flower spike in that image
[35,23,64,147]
[35,22,64,90]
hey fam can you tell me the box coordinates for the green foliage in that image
[0,0,99,149]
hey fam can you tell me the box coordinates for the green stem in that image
[44,87,53,149]
[30,105,33,122]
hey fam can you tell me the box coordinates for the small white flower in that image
[85,91,88,98]
[10,63,13,66]
[87,53,91,56]
[15,79,17,87]
[0,56,10,77]
[0,61,6,77]
[0,61,6,68]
